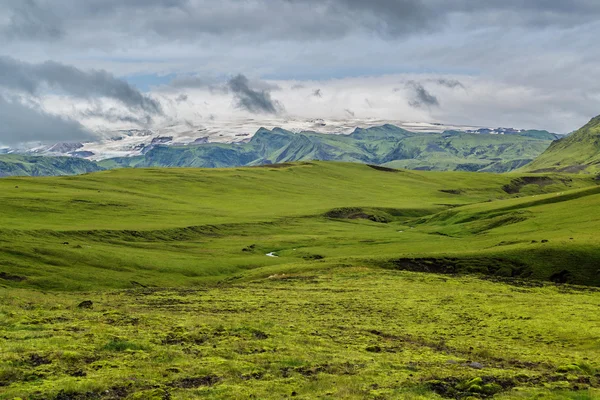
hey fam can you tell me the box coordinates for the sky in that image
[2,0,600,145]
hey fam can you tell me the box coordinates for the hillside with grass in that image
[524,115,600,174]
[2,162,600,399]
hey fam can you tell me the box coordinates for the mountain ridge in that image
[0,125,559,176]
[523,115,600,174]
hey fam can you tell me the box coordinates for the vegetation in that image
[524,116,600,174]
[1,161,599,399]
[2,269,599,399]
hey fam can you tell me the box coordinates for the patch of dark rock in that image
[170,375,221,389]
[468,361,484,369]
[77,300,94,309]
[367,164,399,172]
[541,239,549,243]
[0,271,26,282]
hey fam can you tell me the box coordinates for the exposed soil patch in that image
[170,375,221,389]
[385,257,531,279]
[324,207,393,223]
[27,354,52,367]
[0,271,26,282]
[440,189,463,195]
[77,300,94,309]
[502,176,557,194]
[367,164,399,172]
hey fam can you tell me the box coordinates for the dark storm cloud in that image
[227,74,283,114]
[406,81,439,108]
[0,96,95,145]
[5,0,600,47]
[0,56,162,115]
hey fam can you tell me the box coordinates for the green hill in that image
[99,125,555,173]
[0,154,104,177]
[2,162,600,399]
[1,161,597,291]
[524,115,600,173]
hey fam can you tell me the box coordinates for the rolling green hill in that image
[0,154,104,177]
[0,162,597,291]
[524,115,600,173]
[99,125,556,173]
[2,162,600,399]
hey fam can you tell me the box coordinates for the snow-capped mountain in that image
[9,118,559,160]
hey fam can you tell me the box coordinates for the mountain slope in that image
[98,125,555,173]
[524,116,600,173]
[0,154,104,177]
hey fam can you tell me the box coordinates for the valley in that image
[1,161,600,399]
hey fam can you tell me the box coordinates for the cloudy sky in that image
[2,0,600,145]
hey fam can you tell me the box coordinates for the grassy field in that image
[1,162,600,399]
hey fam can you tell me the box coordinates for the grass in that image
[1,268,599,399]
[1,161,600,398]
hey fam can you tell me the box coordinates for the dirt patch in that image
[385,257,531,278]
[27,354,52,367]
[282,362,362,378]
[170,375,221,389]
[440,189,463,195]
[550,269,574,284]
[324,207,393,223]
[559,165,588,173]
[502,176,557,194]
[367,164,399,172]
[0,271,26,282]
[77,300,94,309]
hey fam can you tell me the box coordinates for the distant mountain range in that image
[0,154,103,177]
[0,124,562,177]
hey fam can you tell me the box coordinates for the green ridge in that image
[524,115,600,173]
